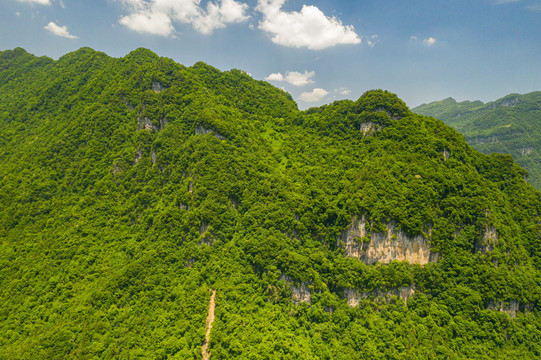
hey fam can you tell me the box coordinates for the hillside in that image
[413,92,541,189]
[1,48,541,359]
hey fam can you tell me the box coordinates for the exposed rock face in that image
[185,258,196,268]
[200,222,209,234]
[443,149,450,160]
[195,126,225,140]
[137,105,167,132]
[280,275,311,305]
[137,116,153,131]
[341,216,438,265]
[159,117,168,129]
[134,147,143,164]
[521,147,534,156]
[486,300,532,318]
[152,81,165,93]
[198,222,214,246]
[469,134,505,145]
[345,286,415,306]
[374,107,401,120]
[491,96,519,109]
[112,160,122,177]
[359,122,380,136]
[475,226,498,253]
[138,116,161,132]
[151,150,157,164]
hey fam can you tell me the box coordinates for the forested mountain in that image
[1,47,541,359]
[413,92,541,189]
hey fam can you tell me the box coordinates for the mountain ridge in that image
[414,91,541,189]
[1,47,541,359]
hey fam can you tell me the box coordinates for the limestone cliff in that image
[486,299,533,318]
[340,216,438,265]
[359,122,380,136]
[280,275,311,305]
[345,286,415,306]
[198,222,214,246]
[195,126,225,140]
[443,148,450,160]
[475,225,498,254]
[152,81,165,93]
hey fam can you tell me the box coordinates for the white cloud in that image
[422,37,436,46]
[256,0,361,50]
[120,10,174,36]
[266,70,315,86]
[410,35,418,41]
[119,0,249,36]
[336,88,351,95]
[285,71,315,86]
[265,72,285,82]
[365,34,379,48]
[17,0,51,4]
[44,21,79,39]
[15,12,21,16]
[300,88,328,102]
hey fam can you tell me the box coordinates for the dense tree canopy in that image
[414,92,541,189]
[1,48,541,359]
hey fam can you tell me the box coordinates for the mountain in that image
[413,92,541,189]
[1,47,541,359]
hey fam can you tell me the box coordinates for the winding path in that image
[202,289,216,360]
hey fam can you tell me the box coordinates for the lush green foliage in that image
[414,93,541,189]
[1,48,541,359]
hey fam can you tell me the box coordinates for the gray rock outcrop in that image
[345,286,415,306]
[341,216,438,265]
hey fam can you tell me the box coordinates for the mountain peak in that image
[123,47,160,63]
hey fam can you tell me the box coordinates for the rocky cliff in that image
[345,286,415,306]
[340,216,438,265]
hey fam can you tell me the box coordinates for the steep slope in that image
[1,48,541,359]
[414,92,541,189]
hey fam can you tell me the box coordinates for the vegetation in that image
[414,92,541,189]
[1,47,541,359]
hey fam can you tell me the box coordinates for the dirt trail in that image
[202,289,216,360]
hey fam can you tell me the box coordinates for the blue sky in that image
[1,0,540,109]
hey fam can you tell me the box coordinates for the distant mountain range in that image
[414,92,541,189]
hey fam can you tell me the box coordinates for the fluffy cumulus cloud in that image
[119,0,250,36]
[256,0,361,50]
[300,88,328,102]
[265,72,285,82]
[336,87,351,95]
[44,21,78,39]
[422,37,436,46]
[120,10,174,36]
[265,70,315,86]
[17,0,51,4]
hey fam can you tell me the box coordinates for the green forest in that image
[414,92,541,190]
[1,47,541,359]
